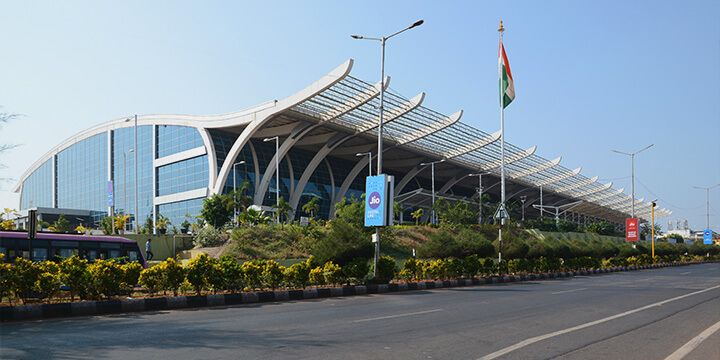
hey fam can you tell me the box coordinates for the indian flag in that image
[499,39,515,108]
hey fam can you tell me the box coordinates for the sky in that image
[1,1,718,233]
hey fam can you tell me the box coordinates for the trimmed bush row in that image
[2,248,718,308]
[2,261,714,322]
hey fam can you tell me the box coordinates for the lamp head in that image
[410,20,424,28]
[351,35,363,39]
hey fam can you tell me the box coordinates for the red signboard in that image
[626,218,639,241]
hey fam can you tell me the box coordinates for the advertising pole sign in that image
[703,229,713,245]
[626,218,639,241]
[108,181,114,207]
[365,175,387,227]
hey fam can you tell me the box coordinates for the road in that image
[1,263,719,360]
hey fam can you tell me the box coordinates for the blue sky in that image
[1,1,718,232]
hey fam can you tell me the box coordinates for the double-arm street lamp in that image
[352,20,423,279]
[612,143,653,218]
[420,159,445,224]
[351,19,423,177]
[263,136,280,224]
[693,184,720,230]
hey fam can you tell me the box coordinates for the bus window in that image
[109,250,121,259]
[59,248,78,259]
[87,250,98,261]
[0,247,6,258]
[32,248,48,262]
[128,251,138,263]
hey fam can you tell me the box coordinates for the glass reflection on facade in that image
[55,133,108,224]
[112,126,153,228]
[20,159,53,209]
[157,125,203,158]
[157,198,204,230]
[156,155,208,196]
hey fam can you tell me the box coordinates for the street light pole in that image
[469,172,489,225]
[421,159,445,224]
[356,152,372,177]
[125,115,139,233]
[693,184,720,230]
[264,136,280,224]
[612,143,653,218]
[134,115,137,234]
[520,195,527,221]
[123,149,134,232]
[233,160,246,226]
[651,200,657,260]
[352,19,423,279]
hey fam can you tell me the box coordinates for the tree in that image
[0,109,21,185]
[393,202,404,224]
[53,214,70,233]
[640,222,663,240]
[142,217,154,234]
[432,199,476,225]
[113,214,131,233]
[58,255,90,301]
[301,196,321,219]
[1,208,17,230]
[228,181,253,213]
[411,208,423,225]
[201,194,233,228]
[478,193,495,224]
[238,208,271,227]
[100,217,113,235]
[272,196,293,227]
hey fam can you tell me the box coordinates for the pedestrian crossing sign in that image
[493,203,509,220]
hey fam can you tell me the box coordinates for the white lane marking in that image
[353,309,443,323]
[680,272,692,275]
[477,284,720,360]
[552,288,587,295]
[664,319,720,360]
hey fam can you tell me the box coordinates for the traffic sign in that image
[493,203,509,220]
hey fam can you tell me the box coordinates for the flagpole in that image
[498,21,505,265]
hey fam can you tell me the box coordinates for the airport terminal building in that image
[13,59,670,232]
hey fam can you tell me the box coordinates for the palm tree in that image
[272,196,293,228]
[302,196,321,219]
[411,208,423,225]
[394,202,404,224]
[239,208,271,227]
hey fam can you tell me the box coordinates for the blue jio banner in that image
[364,175,388,227]
[704,229,713,245]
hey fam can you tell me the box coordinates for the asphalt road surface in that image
[2,263,719,360]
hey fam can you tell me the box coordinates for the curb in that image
[2,260,717,322]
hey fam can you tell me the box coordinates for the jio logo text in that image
[368,192,382,210]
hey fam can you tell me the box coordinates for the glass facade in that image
[157,198,204,231]
[19,122,374,230]
[55,133,108,225]
[112,126,153,229]
[156,155,208,196]
[157,125,203,158]
[19,159,53,209]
